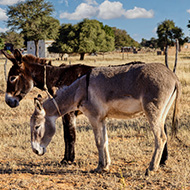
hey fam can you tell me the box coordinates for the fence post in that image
[173,39,179,73]
[165,45,169,68]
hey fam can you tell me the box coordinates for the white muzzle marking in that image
[31,141,46,156]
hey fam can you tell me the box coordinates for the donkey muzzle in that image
[32,148,46,156]
[5,93,19,108]
[31,142,46,156]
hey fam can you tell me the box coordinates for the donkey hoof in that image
[90,166,103,173]
[159,160,166,167]
[60,159,69,165]
[60,159,74,166]
[145,167,157,176]
[90,169,103,173]
[90,165,110,173]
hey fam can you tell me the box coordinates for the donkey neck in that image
[24,63,61,91]
[43,75,87,117]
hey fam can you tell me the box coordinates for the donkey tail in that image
[171,81,181,138]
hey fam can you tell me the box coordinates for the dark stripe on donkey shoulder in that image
[85,69,92,101]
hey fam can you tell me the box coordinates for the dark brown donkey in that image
[1,49,93,163]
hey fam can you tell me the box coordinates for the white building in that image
[27,39,59,58]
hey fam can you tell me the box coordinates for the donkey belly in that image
[107,97,143,119]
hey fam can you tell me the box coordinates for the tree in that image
[1,31,24,49]
[76,19,115,60]
[187,20,190,30]
[140,37,158,49]
[6,0,60,57]
[49,19,115,60]
[157,20,175,51]
[112,27,139,49]
[48,24,75,60]
[103,25,115,38]
[157,19,187,68]
[157,20,187,50]
[0,38,4,50]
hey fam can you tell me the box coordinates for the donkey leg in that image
[159,124,168,165]
[60,112,76,164]
[90,118,111,172]
[146,122,167,175]
[102,121,111,171]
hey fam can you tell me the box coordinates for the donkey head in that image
[2,49,34,107]
[30,95,56,156]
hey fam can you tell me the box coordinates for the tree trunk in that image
[80,53,85,60]
[165,45,169,68]
[122,51,124,60]
[173,39,179,73]
[61,53,63,61]
[34,40,39,57]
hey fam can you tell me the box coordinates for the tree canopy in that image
[140,37,158,49]
[6,0,60,57]
[0,31,24,49]
[187,20,190,41]
[187,20,190,30]
[48,23,75,59]
[0,38,4,50]
[157,19,187,50]
[112,27,139,49]
[76,19,115,59]
[49,19,115,60]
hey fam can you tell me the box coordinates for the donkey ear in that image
[14,49,22,65]
[34,97,44,112]
[1,50,18,65]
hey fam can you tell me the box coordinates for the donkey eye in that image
[9,76,18,83]
[35,125,40,130]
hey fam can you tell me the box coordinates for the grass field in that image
[0,51,190,189]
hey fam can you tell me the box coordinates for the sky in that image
[0,0,190,42]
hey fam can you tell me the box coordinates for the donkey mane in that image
[108,61,145,67]
[22,54,51,65]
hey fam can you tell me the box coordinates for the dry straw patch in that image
[0,51,190,189]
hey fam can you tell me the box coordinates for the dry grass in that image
[0,51,190,189]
